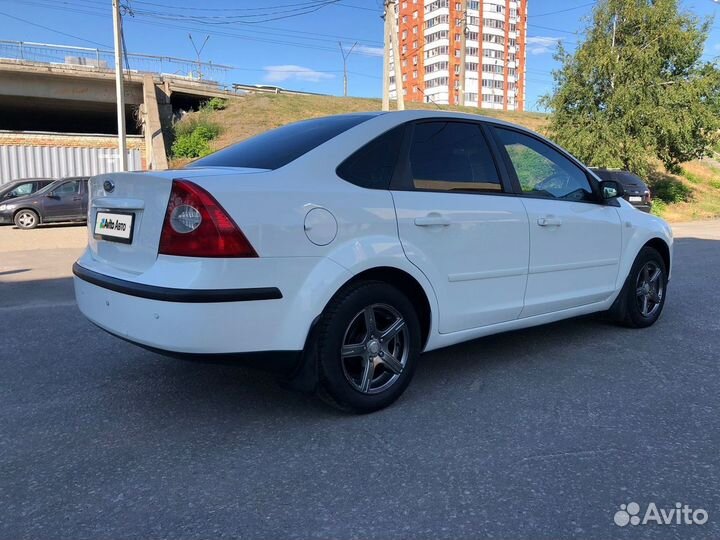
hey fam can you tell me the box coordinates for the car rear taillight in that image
[159,179,258,258]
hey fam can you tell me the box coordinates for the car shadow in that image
[11,222,87,230]
[0,268,31,276]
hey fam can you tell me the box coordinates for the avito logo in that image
[614,502,708,527]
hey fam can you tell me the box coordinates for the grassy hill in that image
[195,93,549,151]
[173,93,720,222]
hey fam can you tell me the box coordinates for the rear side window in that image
[336,125,406,189]
[189,114,378,171]
[408,121,502,192]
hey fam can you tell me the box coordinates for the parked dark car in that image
[0,178,55,203]
[0,176,89,229]
[590,168,652,212]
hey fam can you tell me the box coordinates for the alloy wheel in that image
[17,211,36,228]
[635,261,664,318]
[340,303,410,395]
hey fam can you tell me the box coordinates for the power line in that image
[0,9,110,47]
[1,0,384,48]
[0,14,382,80]
[122,0,380,13]
[529,2,596,18]
[127,1,343,24]
[126,0,339,12]
[527,23,579,36]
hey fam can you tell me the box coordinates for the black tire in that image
[314,280,421,413]
[14,209,39,230]
[610,246,668,328]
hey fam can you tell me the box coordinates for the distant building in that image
[390,0,527,111]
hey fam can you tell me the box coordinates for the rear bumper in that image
[74,271,296,356]
[73,263,282,303]
[630,203,652,213]
[72,252,353,357]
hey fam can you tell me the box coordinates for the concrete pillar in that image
[142,74,169,170]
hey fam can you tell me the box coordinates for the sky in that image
[1,0,720,111]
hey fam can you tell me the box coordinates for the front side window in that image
[494,128,595,202]
[336,125,405,190]
[189,114,378,171]
[408,121,502,192]
[54,181,80,196]
[6,182,34,199]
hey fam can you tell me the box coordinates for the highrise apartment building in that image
[390,0,527,111]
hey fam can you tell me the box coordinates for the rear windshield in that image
[591,169,613,181]
[592,169,645,186]
[188,114,379,171]
[614,171,645,186]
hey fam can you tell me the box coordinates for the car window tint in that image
[408,121,501,193]
[8,182,34,197]
[336,125,405,189]
[189,114,379,171]
[495,128,594,202]
[616,171,644,186]
[55,181,80,196]
[591,169,612,182]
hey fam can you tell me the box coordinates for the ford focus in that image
[73,111,672,412]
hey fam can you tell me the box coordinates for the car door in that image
[491,126,622,318]
[391,120,530,334]
[42,179,82,220]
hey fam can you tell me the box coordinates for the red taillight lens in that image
[159,179,258,258]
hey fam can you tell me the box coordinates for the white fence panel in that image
[0,145,141,185]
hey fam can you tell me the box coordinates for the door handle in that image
[414,215,451,227]
[537,216,562,227]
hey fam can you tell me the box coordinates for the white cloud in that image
[263,65,334,83]
[355,45,384,57]
[526,36,563,55]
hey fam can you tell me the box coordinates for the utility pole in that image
[112,0,127,171]
[339,41,357,97]
[386,0,405,110]
[458,0,468,107]
[610,11,617,89]
[382,3,390,111]
[189,34,210,80]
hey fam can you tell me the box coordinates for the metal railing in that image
[0,40,233,83]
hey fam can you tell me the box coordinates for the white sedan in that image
[73,111,672,412]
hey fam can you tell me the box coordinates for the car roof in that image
[590,168,648,187]
[375,109,538,128]
[366,109,556,147]
[0,178,53,191]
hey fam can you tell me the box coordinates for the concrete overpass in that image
[0,59,239,173]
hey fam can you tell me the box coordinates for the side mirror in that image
[46,192,58,199]
[600,180,624,200]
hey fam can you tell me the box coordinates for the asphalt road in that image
[1,222,719,539]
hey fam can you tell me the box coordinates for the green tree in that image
[541,0,720,175]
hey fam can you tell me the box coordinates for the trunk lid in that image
[86,168,267,274]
